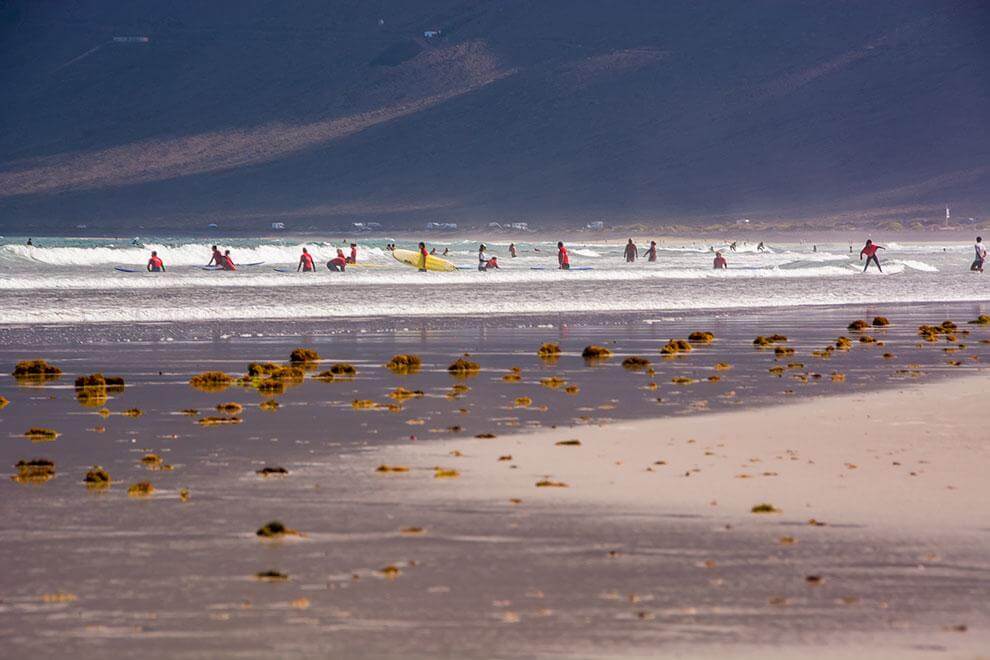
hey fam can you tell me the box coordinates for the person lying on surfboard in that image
[298,247,315,272]
[147,251,165,272]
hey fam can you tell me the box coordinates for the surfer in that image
[509,243,517,258]
[758,241,766,252]
[643,241,658,262]
[430,247,437,255]
[487,255,501,269]
[624,239,637,263]
[221,250,236,271]
[327,249,347,272]
[348,243,358,264]
[147,251,165,272]
[207,245,223,267]
[729,241,738,252]
[297,247,315,272]
[713,251,728,269]
[418,242,428,272]
[443,248,449,256]
[26,238,33,246]
[859,239,885,272]
[557,242,570,270]
[972,236,987,273]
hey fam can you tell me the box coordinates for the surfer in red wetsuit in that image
[348,243,358,264]
[297,247,315,272]
[558,242,570,270]
[859,239,885,272]
[327,249,347,272]
[221,250,236,271]
[207,245,223,267]
[713,251,728,269]
[147,251,165,272]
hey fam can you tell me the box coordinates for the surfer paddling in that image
[860,239,885,272]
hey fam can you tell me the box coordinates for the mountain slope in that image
[0,0,987,231]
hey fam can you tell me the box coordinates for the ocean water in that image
[0,236,985,324]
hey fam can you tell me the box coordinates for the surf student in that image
[643,240,657,262]
[972,236,987,273]
[859,239,885,272]
[713,251,728,269]
[208,245,223,267]
[221,249,236,271]
[418,242,428,272]
[729,241,737,252]
[327,249,347,272]
[509,243,517,258]
[298,247,315,272]
[348,243,358,264]
[557,242,570,270]
[624,239,637,262]
[478,244,490,271]
[147,251,165,272]
[758,241,766,252]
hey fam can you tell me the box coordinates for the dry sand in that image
[390,372,990,532]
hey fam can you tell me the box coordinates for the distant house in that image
[423,29,442,38]
[586,221,605,231]
[271,222,285,230]
[352,222,383,232]
[509,222,530,231]
[425,222,457,231]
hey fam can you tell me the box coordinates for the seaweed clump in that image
[189,371,233,392]
[537,342,562,359]
[127,481,154,497]
[12,459,55,484]
[688,331,714,344]
[386,354,422,374]
[872,316,890,327]
[259,400,279,411]
[753,335,787,347]
[622,356,651,370]
[12,359,61,384]
[751,503,780,514]
[968,315,990,325]
[256,466,289,477]
[289,348,321,365]
[24,427,59,442]
[661,340,692,355]
[247,362,281,377]
[84,466,111,488]
[540,376,568,389]
[256,520,298,538]
[582,345,612,360]
[388,387,424,402]
[328,363,357,377]
[0,395,8,410]
[198,416,242,426]
[216,402,243,414]
[447,358,480,377]
[847,320,869,331]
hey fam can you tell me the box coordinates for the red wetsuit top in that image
[222,256,236,271]
[350,247,357,263]
[211,250,223,265]
[148,256,163,270]
[559,247,569,266]
[300,253,314,271]
[714,256,727,269]
[861,244,879,257]
[329,256,346,270]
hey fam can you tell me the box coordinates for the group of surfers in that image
[140,237,989,274]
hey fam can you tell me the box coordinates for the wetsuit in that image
[327,257,346,272]
[299,252,314,272]
[419,246,428,272]
[147,255,164,272]
[222,255,236,271]
[348,247,357,264]
[558,247,570,270]
[860,244,882,272]
[209,250,223,266]
[713,255,727,269]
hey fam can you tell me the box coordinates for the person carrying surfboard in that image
[557,242,570,270]
[147,251,165,272]
[298,247,315,272]
[207,245,223,267]
[221,250,236,271]
[418,242,428,272]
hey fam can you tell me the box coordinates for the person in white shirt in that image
[478,244,490,271]
[972,236,987,273]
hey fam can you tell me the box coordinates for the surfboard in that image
[530,266,593,271]
[201,261,264,271]
[114,266,141,273]
[391,248,456,272]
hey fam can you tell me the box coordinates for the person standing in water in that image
[757,241,766,252]
[860,239,885,272]
[642,240,658,262]
[418,242,429,272]
[347,243,358,264]
[509,243,517,258]
[221,250,236,271]
[478,244,490,272]
[207,245,223,267]
[147,251,165,272]
[297,247,315,272]
[26,238,33,246]
[624,239,637,262]
[713,251,728,269]
[557,241,570,270]
[972,236,987,273]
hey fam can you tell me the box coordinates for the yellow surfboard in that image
[391,248,457,272]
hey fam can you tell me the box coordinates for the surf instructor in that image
[558,242,570,270]
[298,247,315,272]
[207,245,223,267]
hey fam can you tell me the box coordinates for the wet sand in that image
[1,303,988,658]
